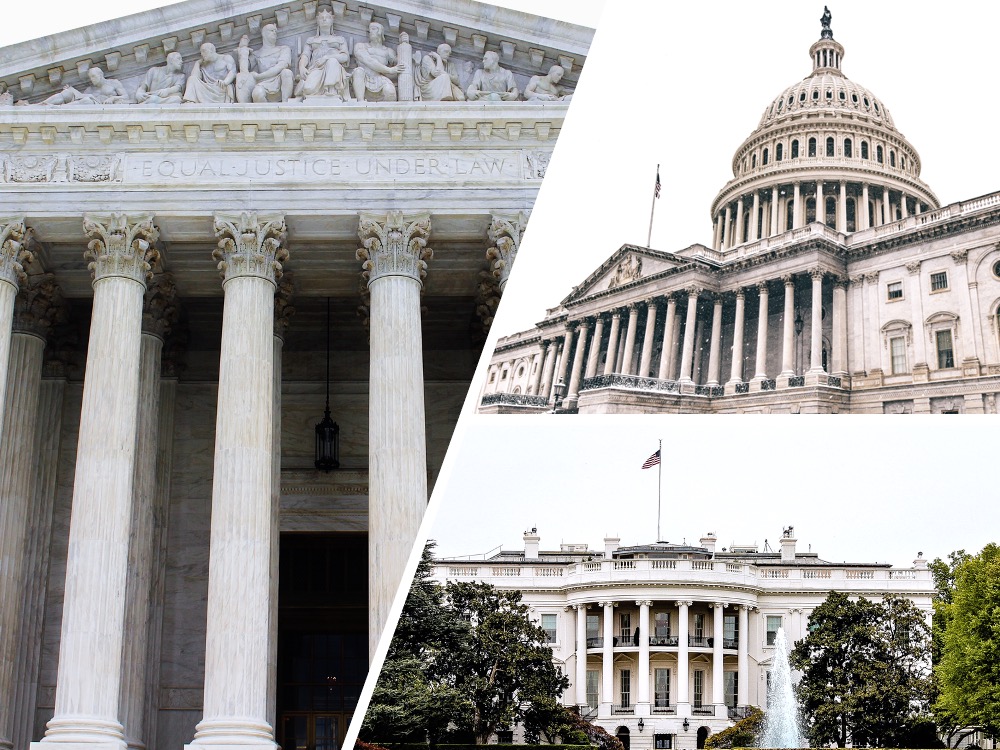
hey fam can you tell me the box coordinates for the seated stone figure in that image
[351,22,403,102]
[235,24,294,103]
[524,65,571,101]
[294,6,352,101]
[135,52,186,104]
[414,43,465,101]
[40,67,129,105]
[466,51,518,101]
[183,43,237,103]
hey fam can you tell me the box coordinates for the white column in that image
[639,301,659,377]
[539,340,557,398]
[601,602,614,718]
[713,603,726,718]
[737,606,749,707]
[637,600,651,716]
[658,297,677,380]
[186,213,287,750]
[808,270,825,374]
[707,295,724,386]
[556,330,573,392]
[727,289,746,387]
[531,342,548,395]
[769,187,779,236]
[603,310,622,375]
[792,183,802,228]
[753,282,769,380]
[900,191,909,219]
[907,263,927,370]
[734,196,745,245]
[486,211,527,294]
[722,205,732,249]
[35,213,158,750]
[780,275,796,377]
[585,317,605,379]
[832,279,848,377]
[576,605,588,708]
[861,183,870,230]
[713,216,723,251]
[816,180,825,225]
[566,321,590,405]
[0,218,30,450]
[679,288,700,384]
[676,601,691,716]
[750,192,760,241]
[620,305,640,376]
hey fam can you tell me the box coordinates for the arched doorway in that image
[616,726,631,750]
[696,726,710,749]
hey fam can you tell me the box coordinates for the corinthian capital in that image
[0,217,33,290]
[357,211,432,286]
[486,210,528,290]
[14,272,65,338]
[213,212,288,286]
[83,213,159,285]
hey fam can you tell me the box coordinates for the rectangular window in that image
[619,612,632,644]
[890,336,907,374]
[930,271,949,291]
[936,329,955,369]
[724,614,738,648]
[694,613,705,640]
[887,281,903,300]
[587,614,600,646]
[766,615,782,646]
[693,670,704,708]
[725,672,738,708]
[654,668,671,708]
[586,669,599,708]
[655,612,671,639]
[654,735,673,749]
[541,613,557,644]
[620,669,631,708]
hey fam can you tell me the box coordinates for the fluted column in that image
[832,280,848,377]
[638,301,659,377]
[486,211,527,294]
[356,212,430,661]
[900,191,909,219]
[566,322,590,405]
[861,183,870,230]
[792,183,802,228]
[539,340,558,398]
[713,603,726,717]
[838,182,848,230]
[658,296,677,380]
[603,309,622,375]
[636,600,651,716]
[601,601,614,717]
[722,205,732,249]
[186,213,287,750]
[576,605,588,708]
[620,305,640,375]
[727,290,746,389]
[0,218,31,449]
[737,606,749,707]
[556,330,573,394]
[676,601,691,716]
[707,295,724,386]
[769,187,779,236]
[36,214,158,750]
[584,317,605,379]
[678,288,700,384]
[734,197,745,245]
[753,282,770,381]
[750,192,760,241]
[807,270,825,376]
[532,341,549,395]
[816,181,825,225]
[780,275,796,377]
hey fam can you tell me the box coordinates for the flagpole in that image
[647,163,659,247]
[657,438,662,542]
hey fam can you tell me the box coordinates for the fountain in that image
[760,627,803,748]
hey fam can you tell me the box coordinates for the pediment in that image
[0,0,592,106]
[562,244,689,305]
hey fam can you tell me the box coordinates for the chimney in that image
[523,527,540,559]
[913,551,928,569]
[604,535,620,556]
[700,533,717,555]
[779,526,796,563]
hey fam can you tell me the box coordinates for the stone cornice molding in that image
[0,217,32,290]
[142,271,179,339]
[273,274,295,339]
[83,212,159,285]
[213,211,287,287]
[357,210,431,286]
[486,210,528,288]
[13,272,64,338]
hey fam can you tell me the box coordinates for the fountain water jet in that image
[760,627,802,748]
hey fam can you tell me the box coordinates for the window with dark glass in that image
[887,282,904,301]
[826,137,835,157]
[936,330,955,369]
[930,271,949,292]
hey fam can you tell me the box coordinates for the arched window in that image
[825,196,837,228]
[844,138,853,158]
[752,154,757,169]
[808,138,817,157]
[877,145,884,164]
[786,201,795,231]
[763,147,769,166]
[791,140,800,158]
[742,212,750,243]
[890,150,896,168]
[776,143,784,161]
[826,137,835,157]
[861,141,869,160]
[806,197,816,224]
[846,197,857,232]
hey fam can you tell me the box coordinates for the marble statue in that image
[235,24,294,103]
[414,43,465,101]
[820,6,833,38]
[524,65,570,101]
[135,52,186,104]
[40,67,129,105]
[608,255,642,288]
[351,22,403,102]
[183,43,237,103]
[294,6,352,101]
[466,51,518,101]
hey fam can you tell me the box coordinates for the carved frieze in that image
[2,154,125,184]
[607,254,642,289]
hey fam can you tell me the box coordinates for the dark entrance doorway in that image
[697,726,710,749]
[277,533,368,750]
[616,727,630,750]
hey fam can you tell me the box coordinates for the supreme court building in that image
[0,2,591,750]
[480,13,1000,415]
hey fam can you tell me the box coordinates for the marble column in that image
[603,310,622,375]
[734,197,745,245]
[769,187,779,236]
[658,296,677,380]
[566,322,590,405]
[792,183,802,229]
[0,218,31,448]
[712,604,726,718]
[186,212,287,750]
[808,270,825,375]
[584,316,605,379]
[639,301,659,377]
[737,606,749,707]
[727,290,746,388]
[621,305,640,376]
[539,340,558,398]
[907,263,927,371]
[486,211,527,294]
[832,280,848,377]
[723,205,732,249]
[120,273,176,750]
[780,275,796,377]
[750,192,760,242]
[576,605,588,708]
[556,330,573,394]
[816,181,825,225]
[676,601,691,716]
[678,288,700,384]
[356,211,430,661]
[861,183,870,230]
[35,213,158,750]
[532,341,549,395]
[601,602,614,717]
[636,600,651,716]
[0,276,53,750]
[707,295,724,387]
[753,282,769,381]
[838,182,848,231]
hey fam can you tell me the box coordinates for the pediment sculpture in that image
[607,254,643,289]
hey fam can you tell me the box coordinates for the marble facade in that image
[0,2,592,750]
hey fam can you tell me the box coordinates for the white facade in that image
[433,529,934,750]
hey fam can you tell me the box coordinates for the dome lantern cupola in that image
[810,7,844,75]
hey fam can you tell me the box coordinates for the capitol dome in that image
[710,9,938,251]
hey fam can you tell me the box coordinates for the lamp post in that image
[314,297,339,471]
[550,378,566,413]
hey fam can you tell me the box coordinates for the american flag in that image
[641,449,661,469]
[654,168,661,199]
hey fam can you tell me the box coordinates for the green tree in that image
[935,544,1000,738]
[930,550,972,746]
[704,706,764,749]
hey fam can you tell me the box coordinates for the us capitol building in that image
[434,527,934,750]
[0,2,591,750]
[481,10,1000,414]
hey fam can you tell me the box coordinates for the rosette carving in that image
[83,213,159,285]
[212,212,288,286]
[486,210,528,290]
[13,272,65,338]
[356,211,432,286]
[0,217,33,289]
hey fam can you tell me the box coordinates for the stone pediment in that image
[0,0,592,106]
[561,244,689,305]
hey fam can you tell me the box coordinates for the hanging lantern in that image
[314,297,340,471]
